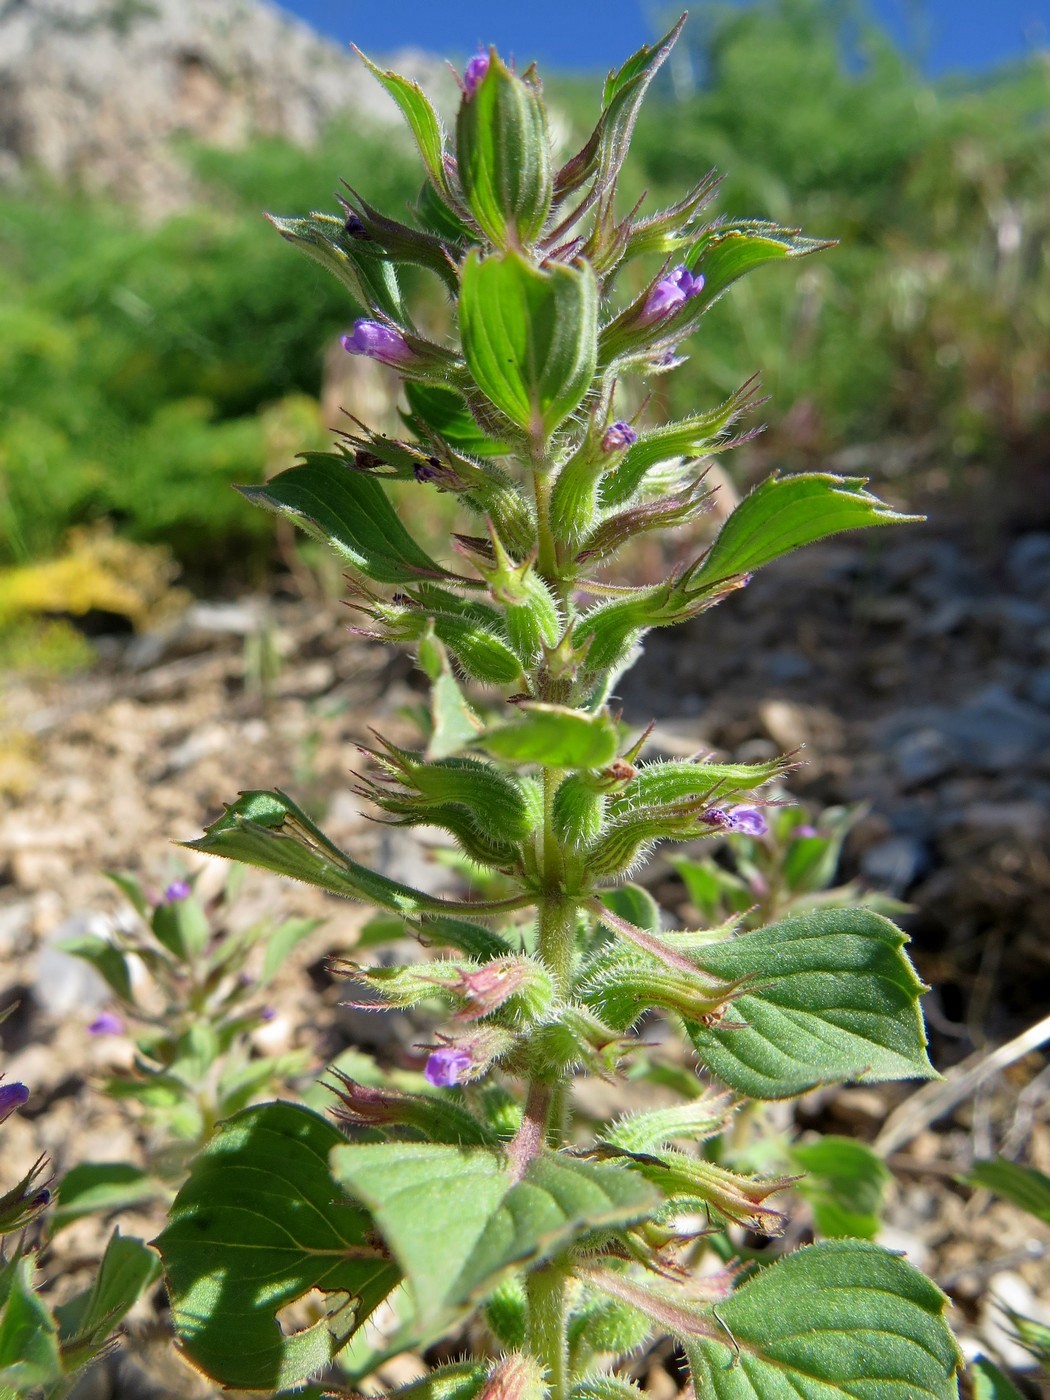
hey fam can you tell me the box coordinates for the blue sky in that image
[275,1,1047,77]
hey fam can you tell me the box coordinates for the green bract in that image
[159,21,961,1400]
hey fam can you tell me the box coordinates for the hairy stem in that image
[525,1260,570,1400]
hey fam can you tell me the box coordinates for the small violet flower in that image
[463,53,489,98]
[702,806,769,838]
[424,1045,473,1088]
[341,319,415,367]
[601,420,638,453]
[88,1011,125,1036]
[164,879,191,903]
[0,1082,29,1124]
[641,265,705,325]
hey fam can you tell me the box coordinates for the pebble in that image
[860,835,930,895]
[980,1271,1049,1371]
[893,728,956,787]
[1006,532,1050,598]
[33,915,113,1017]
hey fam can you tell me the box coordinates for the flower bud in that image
[601,420,639,453]
[341,319,415,367]
[0,1081,29,1124]
[701,806,768,837]
[422,1025,516,1087]
[424,1046,473,1087]
[164,879,191,903]
[463,53,490,98]
[88,1011,125,1036]
[640,265,705,325]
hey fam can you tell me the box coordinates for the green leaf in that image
[182,788,483,916]
[687,220,832,301]
[330,1143,658,1342]
[260,917,324,985]
[156,1103,400,1391]
[687,908,935,1099]
[688,473,923,595]
[267,212,404,321]
[456,52,552,246]
[480,704,619,769]
[152,892,210,959]
[556,18,684,205]
[964,1157,1050,1225]
[55,930,133,1003]
[683,1240,960,1399]
[460,250,598,443]
[55,1232,160,1371]
[791,1135,891,1240]
[53,1162,165,1231]
[357,52,453,200]
[0,1256,61,1388]
[418,626,484,760]
[239,455,457,585]
[969,1356,1027,1400]
[404,382,513,458]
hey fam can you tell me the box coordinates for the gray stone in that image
[893,727,957,787]
[945,685,1050,773]
[33,915,112,1017]
[860,836,930,895]
[1026,666,1050,709]
[1006,532,1050,597]
[0,0,456,217]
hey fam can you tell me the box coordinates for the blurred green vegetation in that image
[1,0,1047,588]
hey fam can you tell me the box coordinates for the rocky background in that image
[1,1,1048,1395]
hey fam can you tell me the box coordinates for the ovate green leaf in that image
[684,1240,960,1399]
[156,1103,399,1391]
[687,908,935,1098]
[791,1135,891,1240]
[964,1158,1050,1225]
[688,473,922,595]
[480,704,619,768]
[331,1143,657,1342]
[460,251,597,442]
[239,455,456,584]
[53,1162,164,1231]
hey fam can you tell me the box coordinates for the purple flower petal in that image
[341,319,414,367]
[701,806,768,837]
[88,1012,125,1036]
[601,420,638,452]
[464,53,489,97]
[164,880,191,903]
[640,265,706,325]
[424,1046,473,1088]
[0,1082,29,1124]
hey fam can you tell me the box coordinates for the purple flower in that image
[88,1012,125,1036]
[702,806,769,838]
[602,420,638,452]
[424,1046,473,1088]
[343,211,368,238]
[641,265,706,325]
[463,53,489,98]
[259,1006,277,1023]
[794,824,820,839]
[0,1082,29,1124]
[341,320,415,367]
[164,879,191,903]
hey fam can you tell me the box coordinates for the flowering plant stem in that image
[155,21,963,1400]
